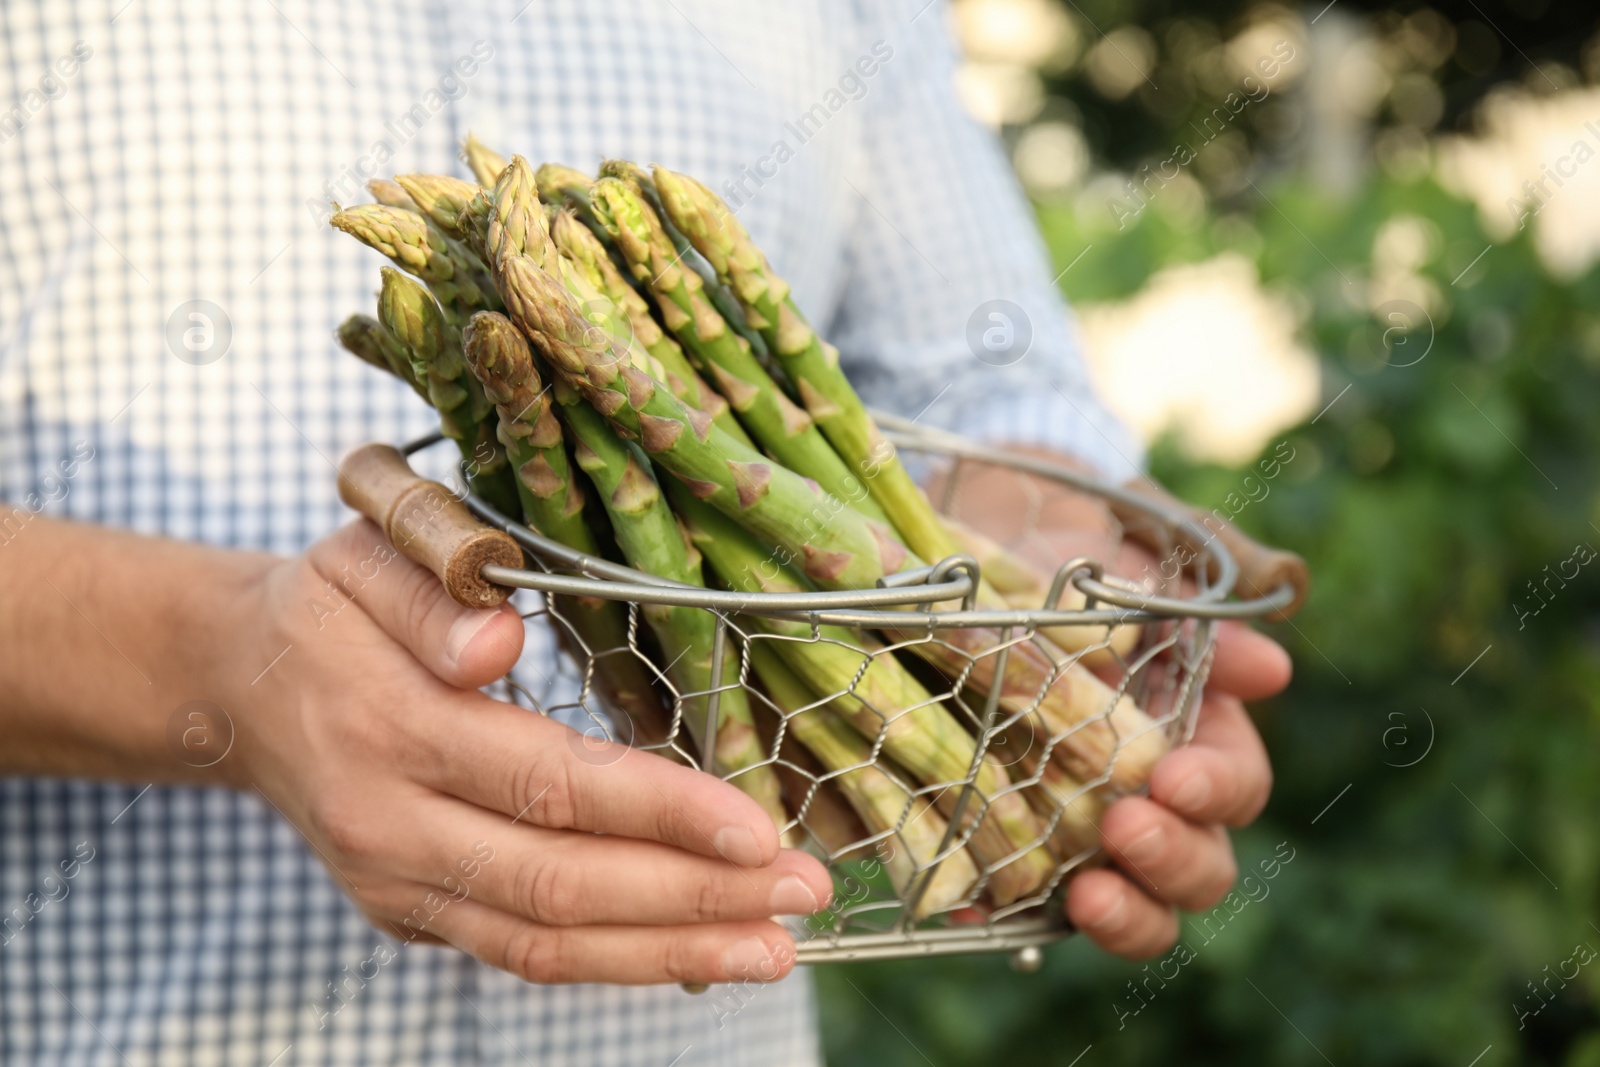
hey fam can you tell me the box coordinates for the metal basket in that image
[389,413,1296,969]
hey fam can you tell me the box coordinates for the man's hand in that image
[935,448,1291,960]
[0,516,830,986]
[229,521,832,985]
[1066,625,1288,957]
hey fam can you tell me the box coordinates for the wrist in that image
[167,547,281,789]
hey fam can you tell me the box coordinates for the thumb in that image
[307,520,524,689]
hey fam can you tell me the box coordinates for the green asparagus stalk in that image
[596,159,775,362]
[332,204,500,326]
[460,310,673,746]
[589,176,890,523]
[479,158,916,589]
[941,516,1141,666]
[461,132,508,187]
[550,207,754,447]
[336,313,426,401]
[393,172,482,241]
[652,165,967,566]
[644,166,1169,788]
[493,251,914,589]
[474,157,675,396]
[550,377,786,827]
[889,614,1169,793]
[535,162,616,237]
[667,480,1055,905]
[376,268,517,514]
[1010,726,1110,861]
[770,726,870,854]
[366,178,419,211]
[750,641,978,917]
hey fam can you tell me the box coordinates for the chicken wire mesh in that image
[403,415,1293,967]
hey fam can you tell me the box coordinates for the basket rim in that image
[404,415,1295,626]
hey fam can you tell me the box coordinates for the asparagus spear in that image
[551,377,786,827]
[476,157,674,395]
[1009,726,1110,861]
[667,480,1055,905]
[332,204,500,325]
[645,166,1168,787]
[750,641,979,918]
[550,207,753,447]
[652,166,970,565]
[376,267,517,514]
[393,172,482,241]
[771,724,871,856]
[336,313,426,400]
[589,176,889,523]
[366,178,419,211]
[898,622,1169,793]
[942,516,1141,666]
[461,132,508,187]
[460,310,673,746]
[486,173,912,590]
[505,217,1146,804]
[596,159,775,363]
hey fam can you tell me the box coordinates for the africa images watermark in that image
[719,40,896,211]
[2,841,97,949]
[0,40,92,145]
[0,442,97,548]
[1106,39,1299,229]
[306,40,496,227]
[1111,840,1297,1030]
[1505,119,1600,232]
[309,839,497,1030]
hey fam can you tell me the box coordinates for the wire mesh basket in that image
[339,412,1302,970]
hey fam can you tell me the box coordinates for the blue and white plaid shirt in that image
[0,1,1140,1063]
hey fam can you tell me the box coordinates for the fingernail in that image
[445,609,500,666]
[721,936,776,981]
[1085,892,1128,933]
[713,825,763,867]
[1169,771,1213,814]
[1123,824,1165,866]
[769,876,819,916]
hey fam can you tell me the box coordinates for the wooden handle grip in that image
[337,443,522,608]
[1115,478,1309,621]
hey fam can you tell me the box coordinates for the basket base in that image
[791,917,1071,965]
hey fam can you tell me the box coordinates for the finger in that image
[405,701,783,867]
[1207,622,1292,700]
[385,795,831,926]
[429,896,800,985]
[1065,869,1178,960]
[307,519,524,690]
[1099,795,1237,912]
[1148,693,1272,827]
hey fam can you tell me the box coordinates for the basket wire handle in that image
[336,443,522,608]
[1114,477,1309,621]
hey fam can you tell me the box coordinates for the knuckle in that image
[522,852,583,925]
[690,873,730,923]
[660,933,705,984]
[509,926,561,984]
[525,754,579,831]
[397,564,451,646]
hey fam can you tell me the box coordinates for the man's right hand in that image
[230,520,831,985]
[1,515,830,986]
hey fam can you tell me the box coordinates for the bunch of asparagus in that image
[332,140,1169,918]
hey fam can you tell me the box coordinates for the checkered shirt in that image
[0,0,1140,1063]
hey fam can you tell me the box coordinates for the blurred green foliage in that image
[816,168,1600,1065]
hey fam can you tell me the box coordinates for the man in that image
[0,1,1288,1063]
